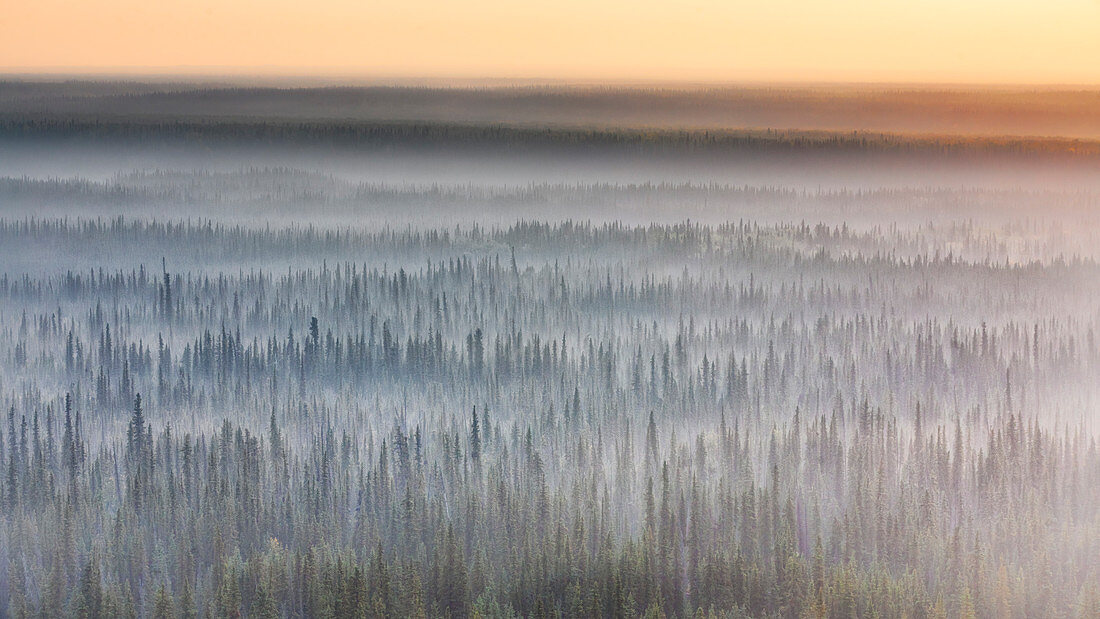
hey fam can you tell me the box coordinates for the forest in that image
[1,81,1099,618]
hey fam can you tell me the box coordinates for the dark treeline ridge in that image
[5,83,1100,139]
[5,115,1100,161]
[1,218,1099,617]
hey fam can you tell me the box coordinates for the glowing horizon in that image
[4,0,1100,84]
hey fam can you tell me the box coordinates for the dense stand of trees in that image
[1,216,1098,617]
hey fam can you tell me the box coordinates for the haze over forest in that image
[0,80,1099,618]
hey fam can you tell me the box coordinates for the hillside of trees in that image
[1,213,1098,617]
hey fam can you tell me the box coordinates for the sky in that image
[3,0,1100,84]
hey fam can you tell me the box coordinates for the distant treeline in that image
[6,82,1100,139]
[4,115,1100,160]
[5,173,1100,257]
[0,173,1026,206]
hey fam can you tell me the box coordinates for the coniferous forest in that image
[1,83,1100,618]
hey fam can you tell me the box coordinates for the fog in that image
[1,81,1099,618]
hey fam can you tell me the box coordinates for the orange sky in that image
[3,0,1100,83]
